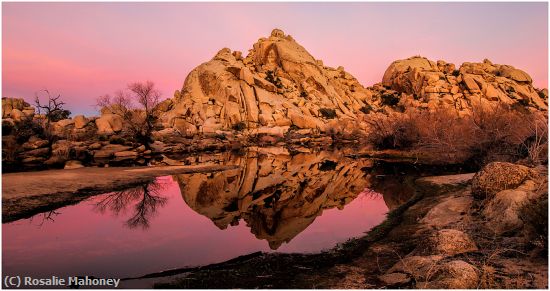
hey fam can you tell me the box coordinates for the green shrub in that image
[452,69,460,77]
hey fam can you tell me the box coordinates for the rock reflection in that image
[93,181,168,229]
[173,148,376,250]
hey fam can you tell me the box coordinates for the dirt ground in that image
[2,164,237,222]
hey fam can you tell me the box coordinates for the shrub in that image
[2,121,14,136]
[519,192,548,251]
[232,121,246,131]
[381,93,400,107]
[109,135,126,145]
[12,119,45,144]
[364,112,419,150]
[319,108,337,119]
[300,91,308,98]
[518,98,531,106]
[452,69,460,77]
[265,70,283,89]
[359,105,373,114]
[364,104,545,166]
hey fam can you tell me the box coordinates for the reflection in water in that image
[172,148,376,250]
[93,181,168,229]
[3,148,422,282]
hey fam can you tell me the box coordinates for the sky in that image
[2,2,548,116]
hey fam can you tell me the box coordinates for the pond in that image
[2,148,421,287]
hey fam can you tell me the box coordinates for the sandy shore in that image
[2,164,238,222]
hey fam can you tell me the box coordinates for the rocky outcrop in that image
[163,29,373,136]
[378,56,548,113]
[2,97,35,120]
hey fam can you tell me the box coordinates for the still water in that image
[3,148,416,282]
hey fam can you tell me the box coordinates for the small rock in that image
[135,145,146,153]
[378,273,411,286]
[114,151,138,158]
[64,160,84,169]
[88,142,102,150]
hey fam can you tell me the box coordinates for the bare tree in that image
[34,90,71,124]
[93,180,167,229]
[97,81,161,146]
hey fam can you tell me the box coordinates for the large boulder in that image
[420,260,479,289]
[95,113,124,135]
[73,115,89,129]
[414,229,478,256]
[471,162,532,199]
[482,179,538,234]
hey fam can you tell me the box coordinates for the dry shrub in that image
[364,112,418,149]
[364,104,548,166]
[519,191,548,251]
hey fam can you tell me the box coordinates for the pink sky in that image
[3,2,548,115]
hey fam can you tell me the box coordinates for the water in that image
[2,148,418,285]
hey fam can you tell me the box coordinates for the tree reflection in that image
[93,180,168,229]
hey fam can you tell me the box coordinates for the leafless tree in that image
[34,89,71,124]
[93,180,167,229]
[97,81,161,146]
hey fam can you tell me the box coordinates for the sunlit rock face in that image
[172,149,374,249]
[376,56,548,114]
[163,28,373,135]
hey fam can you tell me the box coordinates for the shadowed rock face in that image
[163,29,373,136]
[172,149,375,250]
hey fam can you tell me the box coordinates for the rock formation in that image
[162,29,373,136]
[160,29,547,138]
[377,56,548,114]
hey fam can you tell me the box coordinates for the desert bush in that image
[12,118,45,144]
[364,104,546,166]
[2,120,14,136]
[265,70,283,89]
[319,108,337,119]
[364,112,418,149]
[359,105,373,114]
[519,192,548,251]
[381,93,400,107]
[232,121,246,131]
